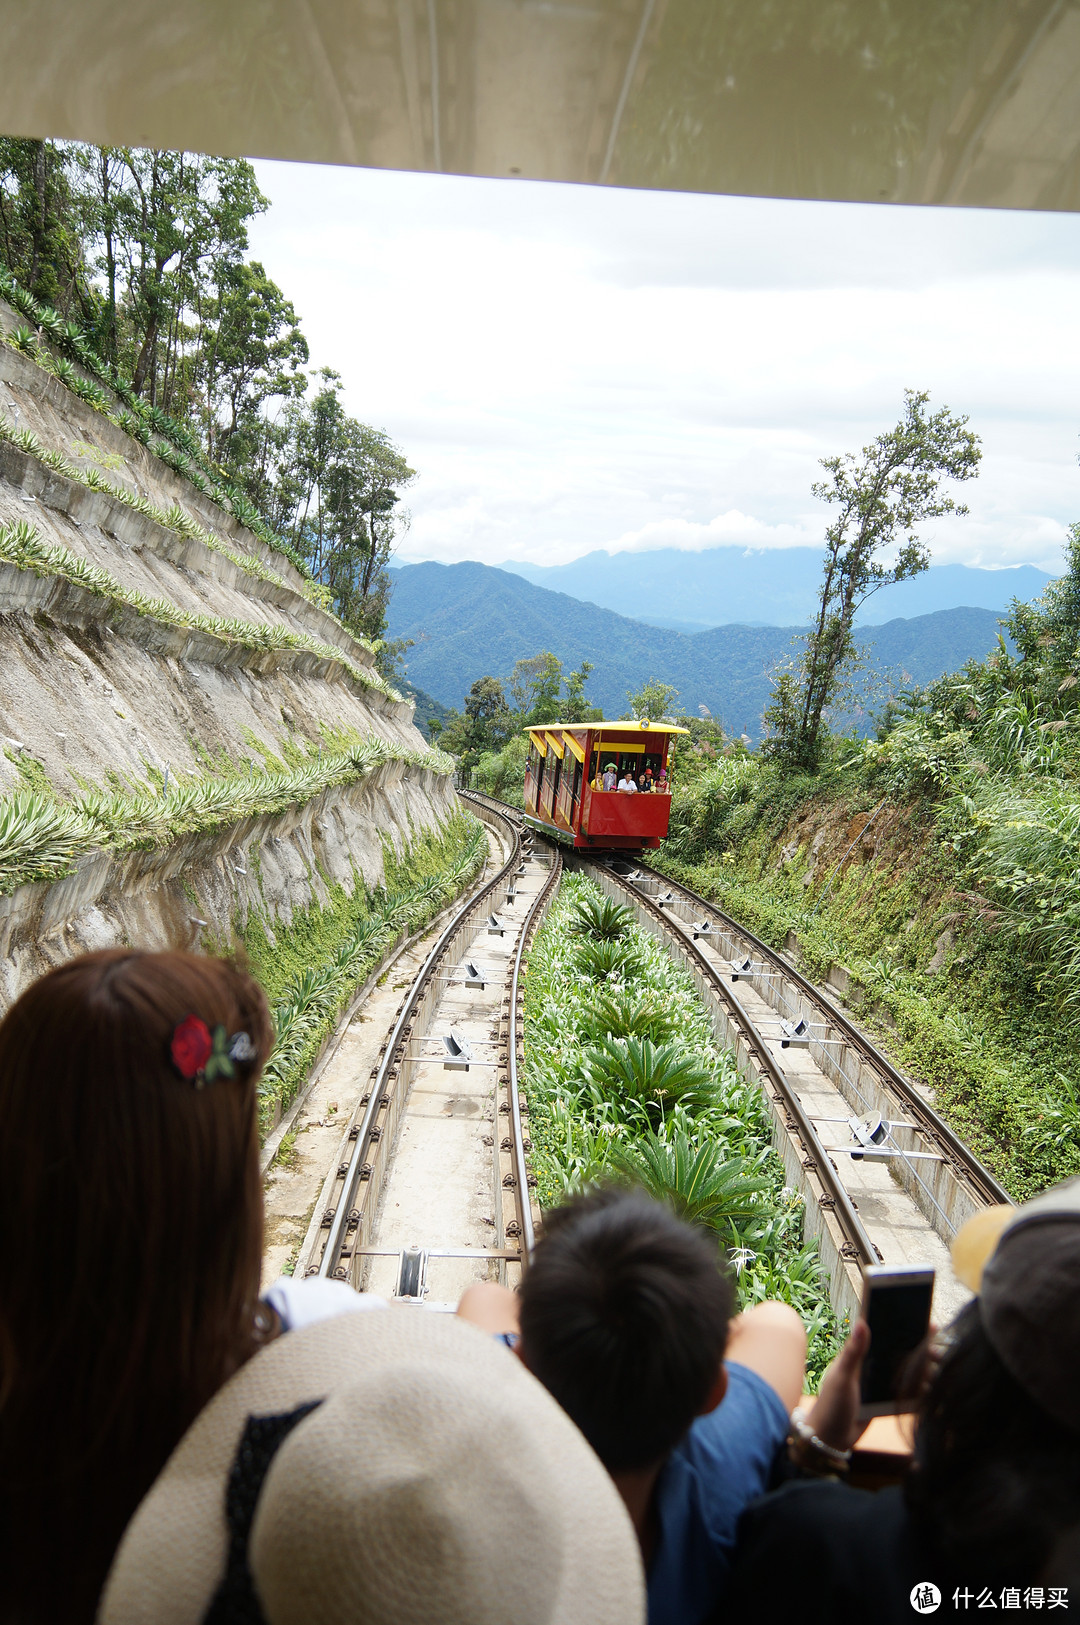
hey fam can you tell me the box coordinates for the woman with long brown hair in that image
[0,949,275,1624]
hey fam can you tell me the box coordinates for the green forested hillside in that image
[387,560,1012,736]
[649,531,1080,1202]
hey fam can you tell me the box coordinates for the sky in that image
[248,161,1080,576]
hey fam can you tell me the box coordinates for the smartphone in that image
[858,1264,935,1418]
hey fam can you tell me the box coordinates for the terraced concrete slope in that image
[0,295,456,1008]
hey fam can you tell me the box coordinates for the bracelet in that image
[789,1406,852,1468]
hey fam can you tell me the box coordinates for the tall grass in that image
[260,817,488,1116]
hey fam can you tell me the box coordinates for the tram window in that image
[571,758,582,812]
[551,753,562,803]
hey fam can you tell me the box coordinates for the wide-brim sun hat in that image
[950,1175,1080,1433]
[99,1310,644,1625]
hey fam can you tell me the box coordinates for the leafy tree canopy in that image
[764,389,981,771]
[628,676,682,721]
[438,654,601,764]
[0,138,420,657]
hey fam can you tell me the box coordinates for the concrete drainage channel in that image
[293,798,560,1307]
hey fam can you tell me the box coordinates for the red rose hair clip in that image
[171,1014,257,1089]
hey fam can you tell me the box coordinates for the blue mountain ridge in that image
[497,549,1050,631]
[387,560,1019,740]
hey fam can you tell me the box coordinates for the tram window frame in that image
[570,757,583,818]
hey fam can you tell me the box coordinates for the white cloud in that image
[248,162,1080,580]
[604,510,818,554]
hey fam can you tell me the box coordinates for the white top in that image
[263,1275,389,1332]
[617,777,637,793]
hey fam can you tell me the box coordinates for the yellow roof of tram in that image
[0,1,1079,214]
[526,722,690,737]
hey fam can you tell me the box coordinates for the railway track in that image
[295,796,560,1299]
[462,790,1005,1323]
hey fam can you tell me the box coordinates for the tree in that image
[628,677,681,721]
[764,390,981,771]
[75,146,268,409]
[321,421,416,642]
[0,139,88,314]
[465,676,515,748]
[0,141,421,642]
[1006,521,1080,713]
[437,676,514,768]
[510,652,565,725]
[563,660,603,723]
[198,259,308,466]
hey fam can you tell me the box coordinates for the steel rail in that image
[460,790,562,1262]
[505,840,559,1259]
[635,861,1011,1209]
[316,799,523,1279]
[588,856,878,1270]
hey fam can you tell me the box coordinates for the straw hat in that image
[99,1309,644,1625]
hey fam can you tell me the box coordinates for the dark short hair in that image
[518,1189,734,1471]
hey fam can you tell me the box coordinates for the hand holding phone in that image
[858,1264,935,1419]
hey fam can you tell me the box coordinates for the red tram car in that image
[523,721,688,850]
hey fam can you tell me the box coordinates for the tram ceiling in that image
[0,0,1078,212]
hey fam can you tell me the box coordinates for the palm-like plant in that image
[576,988,682,1046]
[609,1128,772,1244]
[579,1038,720,1124]
[567,894,634,941]
[570,936,644,982]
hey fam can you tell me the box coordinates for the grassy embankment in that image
[524,872,840,1382]
[656,541,1080,1202]
[241,810,487,1132]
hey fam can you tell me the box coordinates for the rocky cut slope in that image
[0,293,456,1010]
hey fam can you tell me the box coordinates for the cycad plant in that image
[567,894,634,941]
[609,1128,773,1245]
[575,988,683,1046]
[570,936,645,983]
[521,871,841,1381]
[579,1038,720,1125]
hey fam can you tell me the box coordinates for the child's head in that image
[518,1189,734,1471]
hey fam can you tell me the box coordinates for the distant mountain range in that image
[500,549,1050,631]
[387,560,1015,739]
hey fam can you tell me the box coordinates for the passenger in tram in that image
[0,948,644,1625]
[618,769,638,793]
[457,1189,806,1625]
[726,1178,1080,1623]
[637,770,650,793]
[657,766,669,791]
[603,761,618,791]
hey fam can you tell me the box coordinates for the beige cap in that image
[99,1309,644,1625]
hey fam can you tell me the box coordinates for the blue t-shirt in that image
[647,1361,790,1625]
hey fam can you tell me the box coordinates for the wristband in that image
[789,1406,852,1472]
